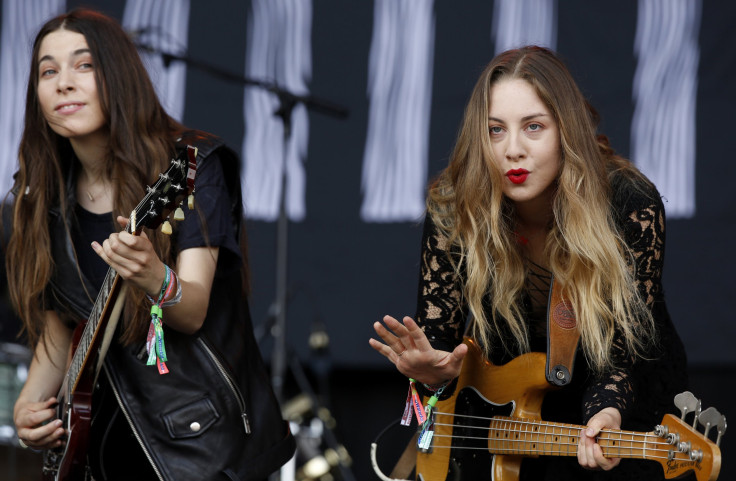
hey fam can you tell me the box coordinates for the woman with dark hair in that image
[370,46,689,479]
[9,8,294,480]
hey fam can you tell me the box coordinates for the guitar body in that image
[42,391,92,481]
[416,338,552,481]
[42,321,100,481]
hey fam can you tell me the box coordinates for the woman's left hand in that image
[91,216,165,296]
[369,315,467,385]
[578,406,622,470]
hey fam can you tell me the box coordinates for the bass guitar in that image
[413,338,725,481]
[41,146,198,481]
[372,337,725,481]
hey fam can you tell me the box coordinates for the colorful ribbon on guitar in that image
[146,264,175,374]
[401,378,447,450]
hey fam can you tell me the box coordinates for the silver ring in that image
[18,438,29,449]
[397,350,406,357]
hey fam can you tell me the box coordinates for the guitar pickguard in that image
[415,345,550,481]
[430,387,514,481]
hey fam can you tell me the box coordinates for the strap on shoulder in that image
[545,277,580,386]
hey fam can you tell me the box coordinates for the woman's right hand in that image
[14,396,65,450]
[369,315,467,385]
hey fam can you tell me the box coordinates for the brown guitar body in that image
[413,337,721,481]
[42,392,92,481]
[416,338,552,481]
[42,322,97,481]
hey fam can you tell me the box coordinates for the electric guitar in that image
[41,146,198,481]
[412,338,725,481]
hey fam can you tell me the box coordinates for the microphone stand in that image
[135,42,353,481]
[135,42,349,120]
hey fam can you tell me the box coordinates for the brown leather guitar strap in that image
[546,276,581,386]
[389,431,418,479]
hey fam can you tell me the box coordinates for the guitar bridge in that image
[42,449,61,477]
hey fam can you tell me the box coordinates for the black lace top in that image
[414,172,688,428]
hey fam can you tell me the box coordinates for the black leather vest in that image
[46,131,295,480]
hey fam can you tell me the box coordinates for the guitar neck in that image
[65,266,122,394]
[485,416,665,461]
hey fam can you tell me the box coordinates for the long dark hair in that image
[7,8,184,349]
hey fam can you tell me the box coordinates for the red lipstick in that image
[506,169,529,184]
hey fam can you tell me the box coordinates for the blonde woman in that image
[370,46,687,480]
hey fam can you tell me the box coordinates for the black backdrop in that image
[0,1,733,479]
[183,0,736,368]
[15,0,728,366]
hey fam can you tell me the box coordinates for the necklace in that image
[78,168,111,203]
[85,184,111,202]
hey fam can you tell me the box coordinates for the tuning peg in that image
[700,408,726,446]
[654,424,669,438]
[698,407,722,441]
[188,193,195,210]
[174,206,185,221]
[674,391,700,423]
[161,220,172,235]
[693,400,702,429]
[714,414,727,447]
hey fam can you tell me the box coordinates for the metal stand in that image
[269,92,297,405]
[266,91,355,481]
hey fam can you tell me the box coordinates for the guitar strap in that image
[545,276,581,386]
[93,282,128,385]
[389,431,418,480]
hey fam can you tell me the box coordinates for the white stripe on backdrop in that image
[241,0,312,221]
[493,0,557,54]
[631,0,701,219]
[360,0,435,223]
[122,0,191,123]
[0,0,65,198]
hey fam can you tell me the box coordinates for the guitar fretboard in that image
[433,413,674,461]
[66,266,120,394]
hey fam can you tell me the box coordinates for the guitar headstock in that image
[128,145,197,235]
[653,391,724,481]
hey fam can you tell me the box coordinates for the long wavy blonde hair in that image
[427,46,655,372]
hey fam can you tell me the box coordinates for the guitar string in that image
[424,412,693,461]
[419,443,688,462]
[427,430,688,461]
[431,428,668,450]
[433,411,661,441]
[431,428,670,452]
